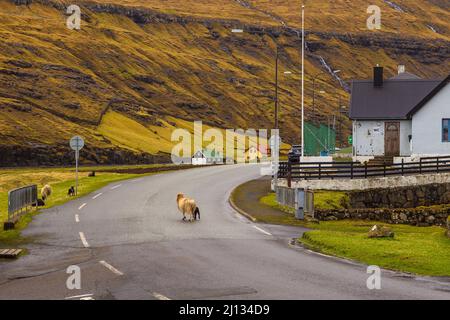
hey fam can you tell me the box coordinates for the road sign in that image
[348,135,353,145]
[269,134,281,150]
[70,136,84,151]
[70,136,84,196]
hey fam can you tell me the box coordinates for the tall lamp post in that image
[231,29,281,131]
[301,4,305,157]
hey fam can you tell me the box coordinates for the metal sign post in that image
[270,132,281,192]
[70,136,84,196]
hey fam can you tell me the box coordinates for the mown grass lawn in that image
[300,221,450,276]
[259,192,450,276]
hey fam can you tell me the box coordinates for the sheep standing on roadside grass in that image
[41,184,52,201]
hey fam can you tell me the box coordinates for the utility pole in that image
[275,46,279,130]
[301,4,305,158]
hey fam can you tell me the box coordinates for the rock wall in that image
[350,183,450,209]
[315,206,450,227]
[0,145,170,167]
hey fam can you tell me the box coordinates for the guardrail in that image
[276,186,314,219]
[279,156,450,184]
[7,185,38,223]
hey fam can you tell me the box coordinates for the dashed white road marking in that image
[253,225,272,236]
[75,214,80,223]
[79,232,90,248]
[78,203,87,210]
[152,292,171,300]
[92,193,103,199]
[99,260,124,276]
[111,184,122,190]
[65,293,94,300]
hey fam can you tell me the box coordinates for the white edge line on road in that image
[75,214,80,223]
[253,225,272,236]
[92,193,103,199]
[79,232,90,248]
[111,184,122,190]
[65,293,93,300]
[152,292,171,300]
[99,260,124,276]
[78,203,87,210]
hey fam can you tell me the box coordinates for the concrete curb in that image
[228,187,257,222]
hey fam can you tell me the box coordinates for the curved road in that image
[0,165,449,300]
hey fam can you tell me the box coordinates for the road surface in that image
[0,164,449,300]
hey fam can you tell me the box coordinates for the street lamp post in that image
[275,46,279,130]
[231,28,281,131]
[301,4,305,158]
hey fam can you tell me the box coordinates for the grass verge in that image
[257,191,450,276]
[300,220,450,276]
[260,190,349,212]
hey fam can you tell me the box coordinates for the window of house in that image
[443,119,450,142]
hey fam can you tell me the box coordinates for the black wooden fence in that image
[279,156,450,185]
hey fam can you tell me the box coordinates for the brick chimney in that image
[374,65,384,88]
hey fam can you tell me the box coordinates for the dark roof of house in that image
[349,77,444,120]
[407,75,450,117]
[389,72,422,80]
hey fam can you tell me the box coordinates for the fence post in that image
[351,162,354,179]
[365,162,368,179]
[437,157,440,172]
[419,158,422,174]
[318,163,322,180]
[288,162,292,188]
[383,161,386,177]
[401,158,404,176]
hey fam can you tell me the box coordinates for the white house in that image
[192,150,207,165]
[350,66,449,162]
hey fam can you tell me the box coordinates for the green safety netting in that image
[304,122,336,156]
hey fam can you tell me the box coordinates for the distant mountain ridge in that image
[0,0,448,166]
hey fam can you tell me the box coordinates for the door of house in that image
[385,122,400,156]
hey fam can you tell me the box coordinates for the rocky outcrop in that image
[368,225,394,238]
[350,183,450,209]
[0,145,170,167]
[315,206,450,227]
[11,0,32,5]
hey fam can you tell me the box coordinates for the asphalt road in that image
[0,164,449,300]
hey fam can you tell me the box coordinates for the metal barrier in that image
[276,186,314,220]
[7,185,38,222]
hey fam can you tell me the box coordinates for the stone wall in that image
[281,172,450,191]
[350,183,450,209]
[315,206,450,227]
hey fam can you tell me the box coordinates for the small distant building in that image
[203,149,223,164]
[350,65,449,159]
[192,150,206,165]
[192,149,224,165]
[245,145,269,162]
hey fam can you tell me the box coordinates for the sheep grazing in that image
[68,186,75,196]
[41,184,52,201]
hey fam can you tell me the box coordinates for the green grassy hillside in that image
[0,0,448,165]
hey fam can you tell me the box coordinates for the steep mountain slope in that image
[0,0,448,165]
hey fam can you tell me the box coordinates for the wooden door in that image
[385,122,400,156]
